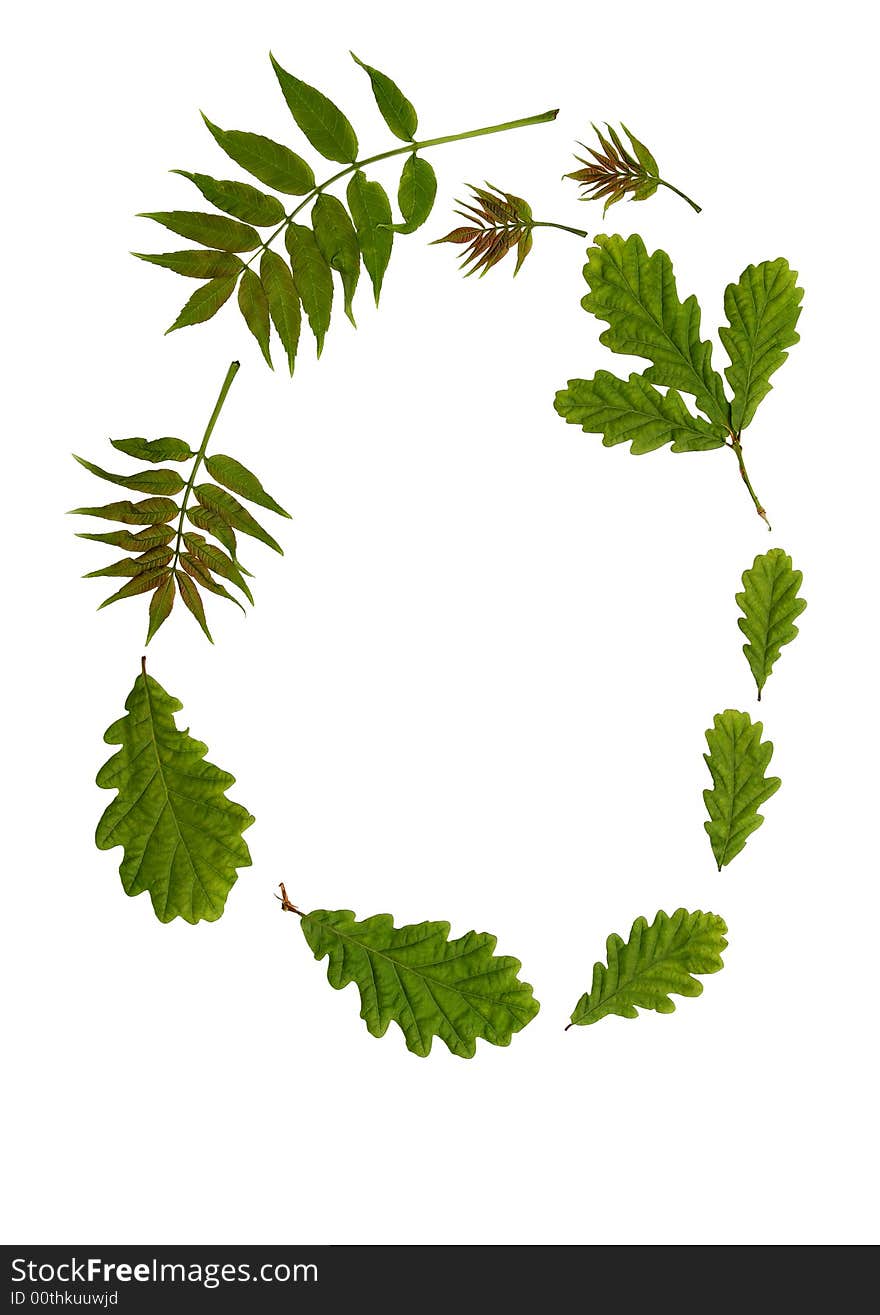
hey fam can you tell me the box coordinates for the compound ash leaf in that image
[736,548,806,698]
[193,482,284,554]
[237,268,273,368]
[175,566,213,641]
[285,223,333,355]
[171,170,286,227]
[260,249,301,375]
[433,184,535,278]
[719,258,803,433]
[77,525,176,551]
[186,505,239,558]
[146,572,175,642]
[179,553,244,614]
[183,533,254,604]
[350,52,417,142]
[393,154,437,235]
[96,662,253,923]
[346,171,393,305]
[204,454,291,518]
[294,902,540,1058]
[70,497,180,525]
[270,54,358,164]
[98,567,172,611]
[312,194,360,324]
[582,233,730,429]
[84,546,173,578]
[110,437,194,463]
[166,274,239,334]
[72,455,185,497]
[138,210,260,252]
[132,250,244,279]
[554,370,727,454]
[200,115,316,195]
[703,709,781,869]
[566,123,700,215]
[568,909,727,1027]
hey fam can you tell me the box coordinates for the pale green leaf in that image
[285,223,333,355]
[260,249,301,375]
[554,370,727,454]
[581,234,730,427]
[73,455,185,496]
[96,663,253,923]
[312,194,360,324]
[171,170,286,227]
[350,52,417,141]
[204,454,291,518]
[719,258,803,433]
[70,497,180,525]
[201,115,315,194]
[110,437,194,463]
[393,155,437,234]
[736,548,806,698]
[132,250,244,279]
[166,275,238,334]
[346,171,393,305]
[237,268,272,368]
[138,211,260,252]
[270,54,358,163]
[569,909,727,1026]
[621,123,658,175]
[194,482,283,554]
[703,709,781,869]
[299,906,539,1058]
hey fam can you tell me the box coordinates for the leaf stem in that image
[171,360,241,574]
[530,219,590,239]
[728,437,771,530]
[245,108,560,269]
[276,882,303,916]
[657,178,702,214]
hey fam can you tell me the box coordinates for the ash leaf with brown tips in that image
[566,123,701,215]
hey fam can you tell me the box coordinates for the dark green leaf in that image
[312,194,360,324]
[146,574,175,643]
[285,223,333,354]
[180,554,245,613]
[175,567,213,642]
[98,567,172,610]
[204,453,291,517]
[346,171,393,305]
[70,498,180,525]
[84,547,173,578]
[194,482,283,554]
[110,437,194,463]
[201,115,316,194]
[186,505,240,557]
[77,525,176,550]
[132,250,244,279]
[183,533,254,604]
[270,54,358,163]
[138,211,260,252]
[393,154,437,234]
[350,52,417,141]
[73,454,185,496]
[237,268,273,368]
[171,170,286,226]
[166,275,239,334]
[260,250,301,375]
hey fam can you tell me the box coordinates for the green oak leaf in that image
[568,909,727,1026]
[719,259,803,433]
[96,663,254,923]
[296,904,539,1057]
[703,709,780,869]
[554,370,727,454]
[736,548,806,698]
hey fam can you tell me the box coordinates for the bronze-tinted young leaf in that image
[186,505,239,557]
[350,52,417,141]
[77,525,176,551]
[71,498,180,525]
[138,211,260,252]
[180,553,245,613]
[260,249,301,375]
[183,533,254,604]
[98,567,172,610]
[146,573,175,643]
[237,268,272,368]
[433,183,534,277]
[166,275,239,334]
[174,567,213,642]
[312,194,360,324]
[194,483,284,554]
[110,437,194,463]
[204,454,291,518]
[132,250,244,279]
[270,54,358,163]
[84,547,173,578]
[285,223,333,355]
[393,155,437,234]
[567,123,700,215]
[347,171,393,305]
[73,455,185,497]
[171,170,286,227]
[201,115,316,195]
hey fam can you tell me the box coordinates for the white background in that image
[3,0,876,1246]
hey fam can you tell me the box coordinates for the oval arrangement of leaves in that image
[77,50,807,1057]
